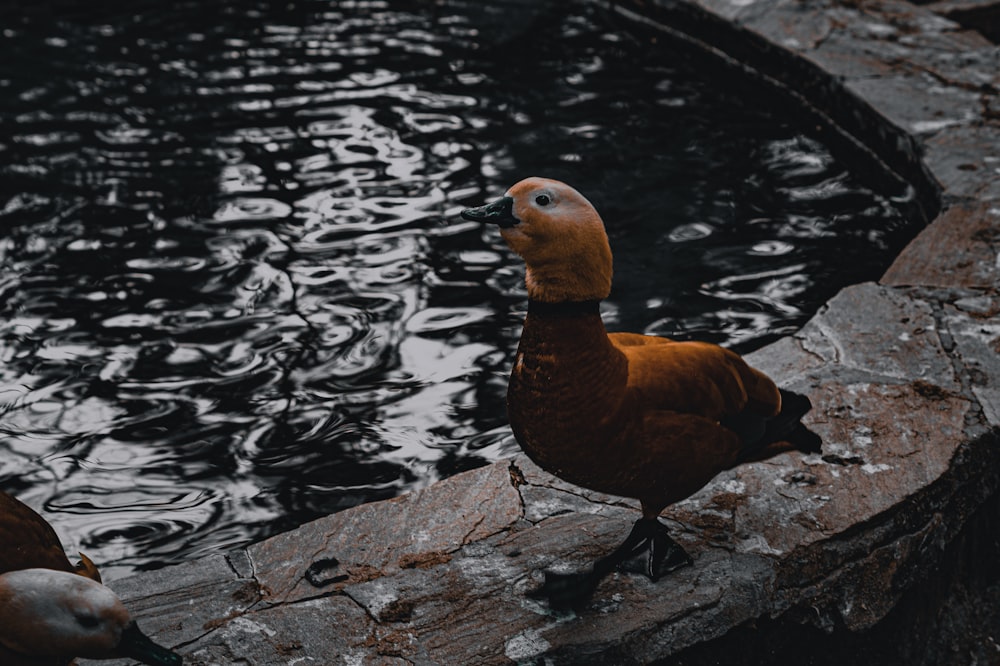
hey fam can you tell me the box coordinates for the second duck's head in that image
[0,568,182,665]
[461,177,613,304]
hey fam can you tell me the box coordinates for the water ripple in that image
[213,197,293,223]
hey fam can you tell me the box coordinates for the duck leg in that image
[529,518,693,610]
[617,517,693,580]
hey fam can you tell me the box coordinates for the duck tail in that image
[768,390,822,454]
[725,389,822,463]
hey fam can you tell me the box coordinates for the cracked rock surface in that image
[87,0,999,664]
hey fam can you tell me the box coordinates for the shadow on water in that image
[0,0,919,577]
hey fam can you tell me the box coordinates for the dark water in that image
[0,0,917,578]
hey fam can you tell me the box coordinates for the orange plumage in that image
[461,177,820,606]
[0,491,101,583]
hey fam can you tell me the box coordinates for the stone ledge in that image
[86,0,1000,664]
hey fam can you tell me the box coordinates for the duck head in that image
[0,568,182,665]
[461,177,613,303]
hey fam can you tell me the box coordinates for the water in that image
[0,0,917,579]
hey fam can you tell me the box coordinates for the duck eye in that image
[535,194,551,206]
[76,613,100,629]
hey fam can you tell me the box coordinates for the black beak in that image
[117,622,183,665]
[460,196,518,228]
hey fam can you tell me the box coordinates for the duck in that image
[461,177,821,608]
[0,490,182,665]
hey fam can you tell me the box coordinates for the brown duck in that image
[0,490,182,665]
[461,177,821,607]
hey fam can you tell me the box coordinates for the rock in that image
[883,201,1000,289]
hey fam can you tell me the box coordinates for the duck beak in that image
[117,622,183,665]
[460,196,518,228]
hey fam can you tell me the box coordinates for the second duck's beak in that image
[116,622,183,665]
[460,196,518,228]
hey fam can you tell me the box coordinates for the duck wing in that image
[607,332,672,348]
[614,338,781,421]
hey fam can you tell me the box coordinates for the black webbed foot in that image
[529,518,693,609]
[617,518,693,581]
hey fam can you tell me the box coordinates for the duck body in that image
[461,177,820,606]
[509,303,800,516]
[0,491,100,582]
[0,491,182,665]
[507,304,636,495]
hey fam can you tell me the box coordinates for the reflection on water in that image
[0,0,916,578]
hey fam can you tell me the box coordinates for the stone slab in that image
[944,300,1000,427]
[769,282,958,387]
[248,460,523,605]
[921,124,1000,200]
[882,200,1000,288]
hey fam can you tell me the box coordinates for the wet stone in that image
[183,596,378,666]
[943,303,1000,427]
[882,200,1000,289]
[247,459,523,605]
[804,31,904,81]
[789,282,958,389]
[921,125,1000,200]
[740,3,844,51]
[844,75,982,137]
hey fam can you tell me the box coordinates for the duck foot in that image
[528,518,693,609]
[616,517,693,581]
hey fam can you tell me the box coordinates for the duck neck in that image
[508,303,631,479]
[526,298,602,317]
[512,302,625,412]
[519,300,610,355]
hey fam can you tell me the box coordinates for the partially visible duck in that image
[461,177,821,608]
[0,491,101,582]
[0,491,182,665]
